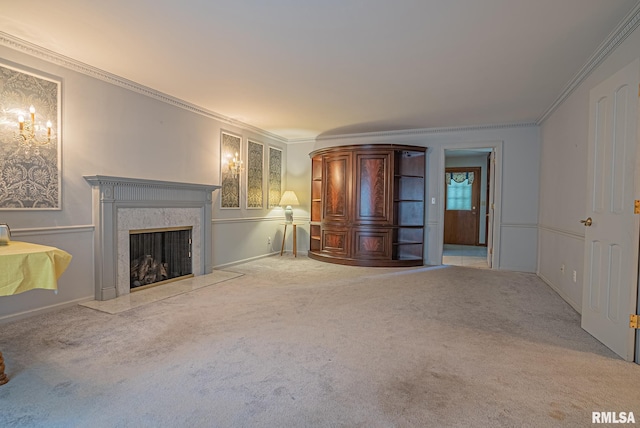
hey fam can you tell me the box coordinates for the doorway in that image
[444,166,482,245]
[441,148,495,269]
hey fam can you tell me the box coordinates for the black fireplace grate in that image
[129,227,192,289]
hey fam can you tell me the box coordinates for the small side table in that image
[280,223,297,257]
[0,241,72,386]
[0,352,7,385]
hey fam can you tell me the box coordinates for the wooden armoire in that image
[309,144,426,266]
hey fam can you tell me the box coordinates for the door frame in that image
[438,141,503,268]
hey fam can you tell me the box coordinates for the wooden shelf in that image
[394,174,424,179]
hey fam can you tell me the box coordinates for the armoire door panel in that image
[355,152,391,224]
[323,153,351,222]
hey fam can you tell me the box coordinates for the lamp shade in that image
[279,191,299,207]
[279,191,299,224]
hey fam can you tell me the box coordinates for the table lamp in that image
[279,190,299,224]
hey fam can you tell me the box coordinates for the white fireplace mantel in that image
[84,175,221,301]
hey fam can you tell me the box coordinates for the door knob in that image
[580,217,593,227]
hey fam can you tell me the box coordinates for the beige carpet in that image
[1,255,639,427]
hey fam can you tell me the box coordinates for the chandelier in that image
[223,151,244,178]
[16,105,53,156]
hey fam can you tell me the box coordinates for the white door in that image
[487,151,495,268]
[582,59,639,361]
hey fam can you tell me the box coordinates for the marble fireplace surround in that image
[85,176,221,301]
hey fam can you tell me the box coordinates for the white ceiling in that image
[0,0,637,141]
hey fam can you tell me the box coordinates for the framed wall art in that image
[0,62,62,209]
[268,146,282,208]
[220,131,242,209]
[246,140,264,209]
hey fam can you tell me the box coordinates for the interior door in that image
[486,152,495,268]
[581,58,639,361]
[444,167,481,245]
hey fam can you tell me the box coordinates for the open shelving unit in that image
[392,149,425,261]
[310,154,323,253]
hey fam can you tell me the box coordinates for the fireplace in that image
[129,226,193,290]
[84,175,221,301]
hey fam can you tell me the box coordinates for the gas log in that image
[130,255,168,288]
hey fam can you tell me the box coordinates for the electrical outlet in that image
[560,264,565,274]
[572,270,577,283]
[267,237,271,245]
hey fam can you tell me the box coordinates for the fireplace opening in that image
[129,226,193,291]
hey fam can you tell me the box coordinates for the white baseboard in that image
[0,296,94,324]
[537,272,581,314]
[214,252,280,269]
[214,250,309,270]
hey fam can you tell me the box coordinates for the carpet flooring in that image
[1,255,639,427]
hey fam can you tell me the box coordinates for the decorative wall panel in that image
[268,147,282,208]
[247,140,263,209]
[0,63,61,209]
[220,131,241,208]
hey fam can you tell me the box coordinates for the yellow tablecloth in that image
[0,241,72,296]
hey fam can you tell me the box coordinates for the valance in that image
[445,171,475,185]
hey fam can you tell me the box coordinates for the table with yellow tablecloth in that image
[0,240,72,385]
[0,241,72,296]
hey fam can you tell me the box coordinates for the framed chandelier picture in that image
[0,62,62,210]
[220,131,242,209]
[268,146,282,208]
[246,140,264,209]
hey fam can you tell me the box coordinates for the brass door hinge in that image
[635,200,640,214]
[489,247,493,255]
[631,314,640,329]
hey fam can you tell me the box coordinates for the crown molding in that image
[311,121,538,143]
[7,0,636,146]
[0,31,288,144]
[537,2,640,124]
